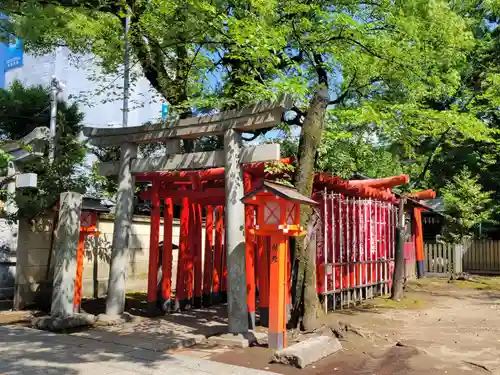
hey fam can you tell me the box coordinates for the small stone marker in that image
[51,192,83,318]
[272,336,342,369]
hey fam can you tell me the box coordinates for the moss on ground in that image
[452,277,500,290]
[365,294,427,310]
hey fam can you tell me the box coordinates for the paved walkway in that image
[0,325,277,375]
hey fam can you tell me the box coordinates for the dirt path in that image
[209,277,500,374]
[2,277,499,374]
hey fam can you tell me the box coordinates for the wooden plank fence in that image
[424,242,462,275]
[424,240,500,275]
[463,240,500,274]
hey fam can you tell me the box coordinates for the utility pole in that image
[49,76,64,164]
[122,14,130,128]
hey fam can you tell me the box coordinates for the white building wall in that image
[5,47,164,127]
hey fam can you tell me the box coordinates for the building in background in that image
[3,46,165,127]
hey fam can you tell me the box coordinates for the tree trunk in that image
[391,196,406,300]
[291,86,329,330]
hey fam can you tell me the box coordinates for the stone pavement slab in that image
[0,325,278,375]
[68,306,228,352]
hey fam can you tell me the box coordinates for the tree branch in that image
[412,126,453,189]
[12,0,122,15]
[328,72,357,105]
[313,53,328,85]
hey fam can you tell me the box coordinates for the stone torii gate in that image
[84,96,292,334]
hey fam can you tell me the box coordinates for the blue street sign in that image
[0,14,23,89]
[161,103,168,119]
[5,37,23,71]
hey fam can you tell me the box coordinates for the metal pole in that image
[363,199,371,299]
[331,193,335,311]
[353,197,357,303]
[384,204,388,295]
[48,76,61,164]
[122,13,131,128]
[369,199,373,298]
[346,197,350,307]
[339,195,343,309]
[360,198,363,302]
[323,188,328,313]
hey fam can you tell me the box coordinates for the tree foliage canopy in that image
[0,80,87,218]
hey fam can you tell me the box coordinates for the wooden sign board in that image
[80,211,97,228]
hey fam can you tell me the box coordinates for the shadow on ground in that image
[0,325,178,375]
[80,293,230,339]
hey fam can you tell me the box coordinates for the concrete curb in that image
[272,336,342,368]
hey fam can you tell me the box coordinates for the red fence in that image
[316,192,397,311]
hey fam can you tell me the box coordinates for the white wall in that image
[14,214,208,308]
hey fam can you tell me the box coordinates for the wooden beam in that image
[83,95,292,146]
[140,188,224,201]
[98,144,280,176]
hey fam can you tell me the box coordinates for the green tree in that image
[415,2,500,216]
[1,0,486,327]
[440,168,494,243]
[0,80,87,218]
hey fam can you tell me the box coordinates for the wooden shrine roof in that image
[241,180,318,206]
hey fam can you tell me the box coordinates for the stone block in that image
[207,331,264,348]
[272,335,342,368]
[32,313,96,332]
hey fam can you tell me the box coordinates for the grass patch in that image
[407,275,500,292]
[362,293,427,310]
[452,276,500,290]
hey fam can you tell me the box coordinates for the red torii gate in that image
[139,158,408,328]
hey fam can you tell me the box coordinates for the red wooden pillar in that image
[185,203,196,307]
[269,235,287,350]
[202,206,214,306]
[212,205,224,304]
[258,236,269,326]
[147,180,161,313]
[73,231,85,312]
[176,196,190,309]
[244,172,256,329]
[414,207,425,278]
[193,203,203,308]
[221,241,228,303]
[161,197,173,311]
[286,240,291,322]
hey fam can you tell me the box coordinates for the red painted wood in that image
[193,203,203,301]
[73,231,85,311]
[147,180,161,304]
[258,236,269,311]
[140,188,224,201]
[176,197,190,303]
[286,240,291,309]
[212,206,224,295]
[269,235,287,349]
[414,207,425,261]
[244,172,256,319]
[221,243,227,294]
[185,203,195,301]
[161,198,173,300]
[135,158,293,182]
[203,206,214,298]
